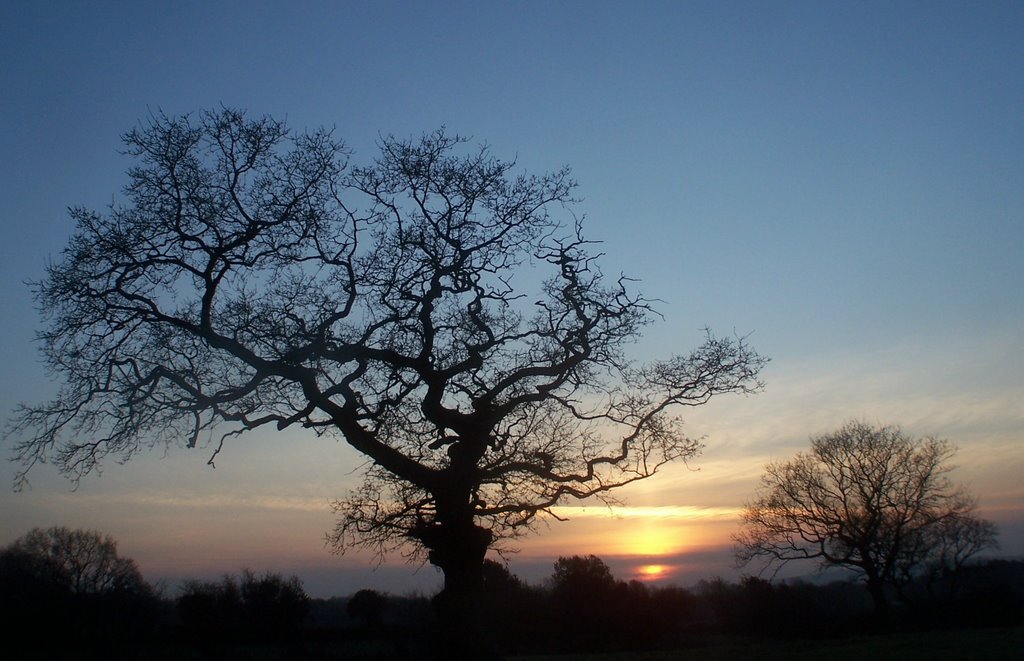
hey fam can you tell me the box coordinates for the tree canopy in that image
[3,526,149,597]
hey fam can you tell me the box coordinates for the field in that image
[511,627,1024,661]
[21,626,1019,660]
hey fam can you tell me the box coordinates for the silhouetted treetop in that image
[346,588,388,626]
[551,554,616,596]
[177,569,309,641]
[4,526,149,596]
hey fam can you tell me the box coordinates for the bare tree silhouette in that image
[8,108,765,655]
[735,421,997,621]
[6,526,148,596]
[0,527,158,647]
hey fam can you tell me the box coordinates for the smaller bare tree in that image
[734,421,997,620]
[7,526,149,595]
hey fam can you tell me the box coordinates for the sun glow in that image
[637,564,669,581]
[524,504,742,559]
[628,525,681,556]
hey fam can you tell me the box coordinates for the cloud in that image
[32,490,332,513]
[550,505,740,520]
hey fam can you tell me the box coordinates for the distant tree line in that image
[461,555,1023,656]
[176,569,311,643]
[296,554,1024,657]
[2,527,1019,658]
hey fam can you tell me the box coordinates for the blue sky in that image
[2,1,1022,596]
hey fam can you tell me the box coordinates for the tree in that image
[549,554,620,647]
[0,527,157,645]
[734,421,998,620]
[238,569,310,639]
[551,554,616,599]
[481,557,523,595]
[5,526,149,596]
[7,108,765,652]
[177,575,244,641]
[346,588,388,627]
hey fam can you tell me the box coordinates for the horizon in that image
[2,2,1022,602]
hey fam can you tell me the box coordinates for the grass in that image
[30,626,1023,660]
[511,627,1024,660]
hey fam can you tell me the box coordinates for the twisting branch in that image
[7,110,766,587]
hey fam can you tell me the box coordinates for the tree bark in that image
[865,576,890,629]
[417,499,496,659]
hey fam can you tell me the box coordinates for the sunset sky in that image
[2,1,1022,597]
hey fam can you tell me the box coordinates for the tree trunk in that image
[417,503,495,659]
[865,576,890,629]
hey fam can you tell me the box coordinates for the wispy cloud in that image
[549,505,740,520]
[42,491,332,513]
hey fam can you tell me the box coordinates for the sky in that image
[1,1,1022,598]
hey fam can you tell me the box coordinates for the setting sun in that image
[532,505,742,560]
[637,564,670,581]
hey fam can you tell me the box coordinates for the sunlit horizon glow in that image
[549,505,741,520]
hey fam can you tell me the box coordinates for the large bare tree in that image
[8,109,765,649]
[734,421,997,620]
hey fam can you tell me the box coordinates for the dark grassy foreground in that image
[511,627,1024,661]
[8,624,1021,660]
[7,557,1022,659]
[44,626,1017,661]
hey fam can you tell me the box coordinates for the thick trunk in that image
[865,577,890,628]
[417,505,495,659]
